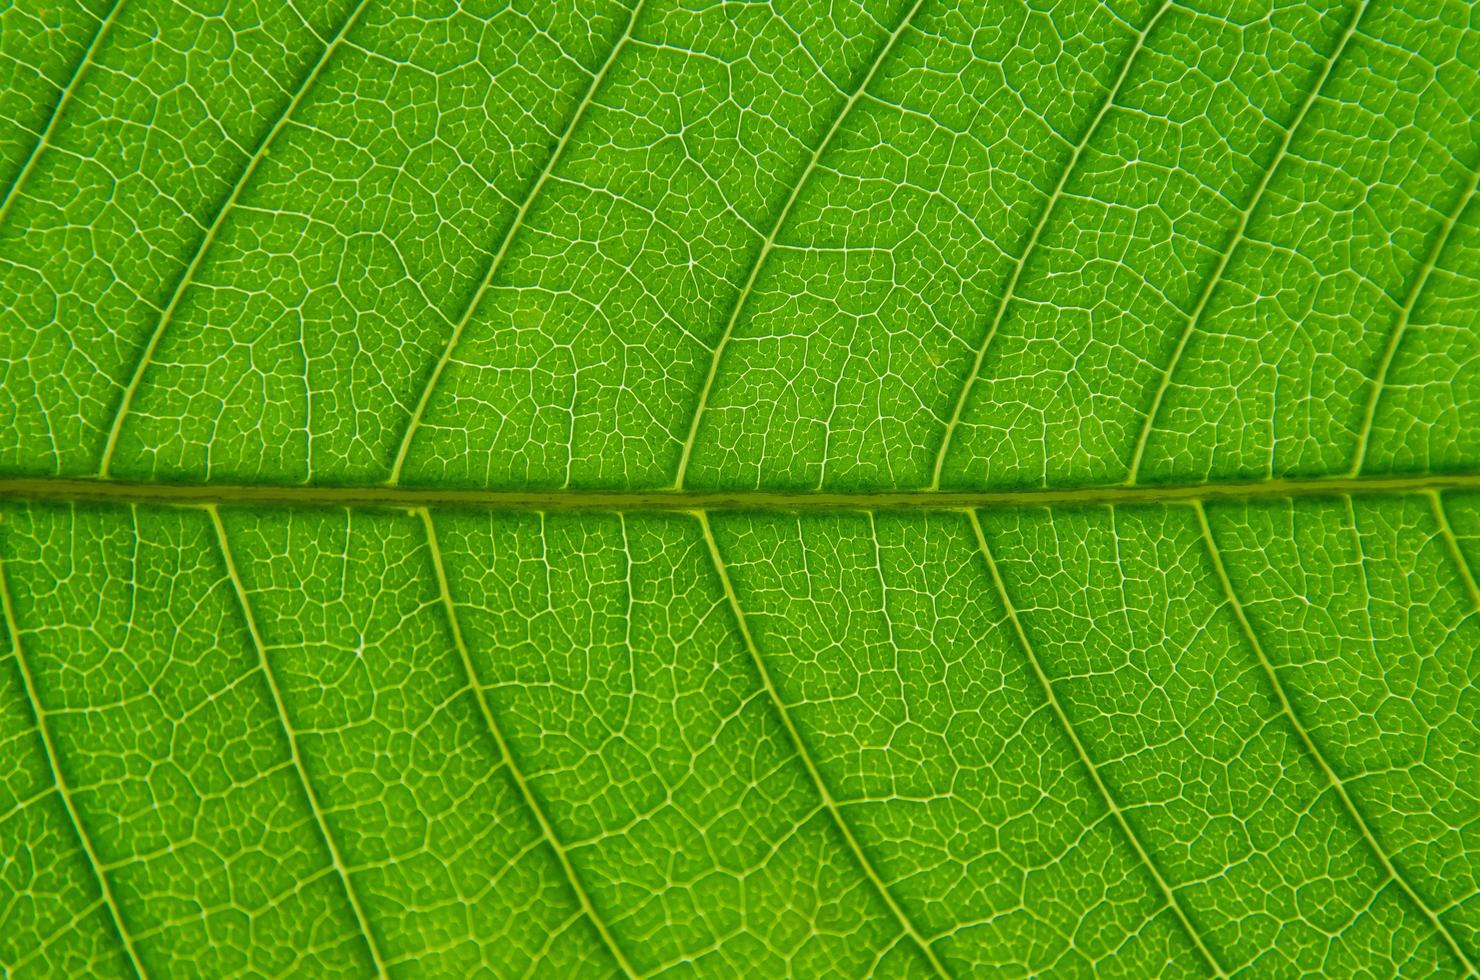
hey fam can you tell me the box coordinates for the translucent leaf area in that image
[1,0,1477,975]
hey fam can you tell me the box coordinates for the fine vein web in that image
[419,509,637,978]
[1192,501,1477,975]
[95,0,374,479]
[963,510,1229,979]
[928,0,1174,490]
[672,0,931,489]
[1125,0,1370,484]
[207,506,391,978]
[1350,157,1480,476]
[0,0,127,229]
[0,554,148,980]
[387,0,648,485]
[696,512,951,978]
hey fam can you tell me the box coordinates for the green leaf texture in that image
[1,0,1478,974]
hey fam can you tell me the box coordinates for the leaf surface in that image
[1,0,1478,975]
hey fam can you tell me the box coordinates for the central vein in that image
[0,471,1475,512]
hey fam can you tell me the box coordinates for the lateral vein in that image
[0,553,149,978]
[930,0,1174,490]
[964,510,1229,979]
[673,0,931,489]
[419,509,639,978]
[1429,491,1480,614]
[697,511,952,978]
[1350,155,1480,476]
[208,506,391,977]
[1193,500,1477,975]
[1126,0,1370,484]
[0,0,128,228]
[96,0,373,477]
[387,0,648,485]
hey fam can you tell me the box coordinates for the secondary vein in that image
[387,0,648,485]
[1349,155,1480,476]
[0,552,149,978]
[964,510,1229,979]
[96,0,373,478]
[1194,500,1478,975]
[419,509,639,978]
[208,506,391,978]
[1125,0,1370,484]
[697,512,952,978]
[0,0,128,229]
[673,0,931,489]
[1430,491,1480,613]
[929,0,1174,490]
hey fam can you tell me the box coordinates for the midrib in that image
[1,471,1477,512]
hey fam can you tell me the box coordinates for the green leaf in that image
[1,0,1477,974]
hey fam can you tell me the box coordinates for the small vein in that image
[0,552,148,978]
[1193,499,1478,975]
[929,0,1175,490]
[387,0,648,485]
[1126,0,1369,484]
[95,0,373,478]
[964,509,1227,978]
[0,0,128,230]
[207,505,390,978]
[419,509,638,978]
[696,511,951,978]
[673,0,931,490]
[1349,158,1480,475]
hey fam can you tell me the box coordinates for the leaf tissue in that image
[1,0,1478,974]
